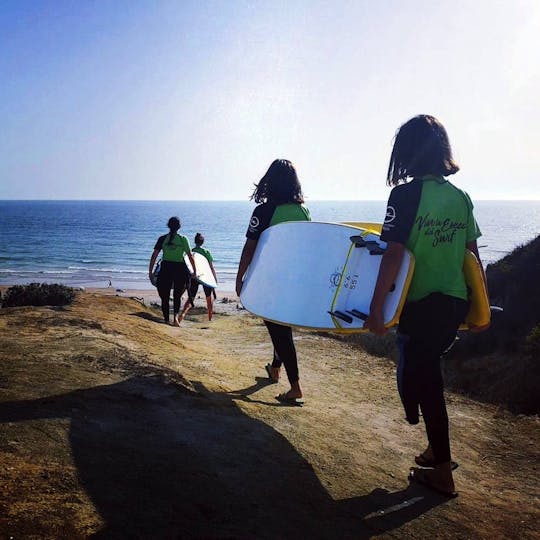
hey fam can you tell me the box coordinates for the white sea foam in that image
[68,266,145,274]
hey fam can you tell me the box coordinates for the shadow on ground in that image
[0,373,446,539]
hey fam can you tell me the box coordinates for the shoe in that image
[415,455,459,470]
[408,468,458,498]
[265,364,279,383]
[276,392,304,406]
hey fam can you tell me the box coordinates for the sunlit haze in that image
[1,1,539,201]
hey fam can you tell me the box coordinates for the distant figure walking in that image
[180,233,218,321]
[365,114,488,497]
[149,217,196,326]
[236,159,311,405]
[108,280,112,288]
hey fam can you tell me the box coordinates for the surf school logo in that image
[249,216,260,231]
[329,269,342,289]
[384,206,396,223]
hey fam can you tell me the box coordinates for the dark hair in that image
[167,216,180,245]
[194,233,204,246]
[386,115,459,186]
[251,159,304,204]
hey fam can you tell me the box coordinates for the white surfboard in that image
[240,221,415,333]
[184,252,217,289]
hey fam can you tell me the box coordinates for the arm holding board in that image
[364,242,406,335]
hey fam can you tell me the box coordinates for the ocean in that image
[1,200,539,292]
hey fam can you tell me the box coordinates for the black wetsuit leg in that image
[397,293,467,465]
[264,320,299,385]
[187,280,199,307]
[202,285,212,298]
[157,261,174,322]
[172,262,190,314]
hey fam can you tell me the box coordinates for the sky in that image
[1,0,539,201]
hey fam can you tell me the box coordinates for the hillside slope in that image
[0,293,538,539]
[446,234,540,413]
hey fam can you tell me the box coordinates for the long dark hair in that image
[250,159,304,204]
[387,115,459,186]
[167,216,180,245]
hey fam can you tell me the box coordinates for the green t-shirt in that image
[193,245,213,263]
[247,202,311,240]
[159,233,191,263]
[381,176,481,301]
[269,203,311,226]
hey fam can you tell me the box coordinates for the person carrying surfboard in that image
[180,233,218,321]
[149,216,196,327]
[365,114,488,498]
[236,159,311,405]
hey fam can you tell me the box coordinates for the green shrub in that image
[1,283,76,308]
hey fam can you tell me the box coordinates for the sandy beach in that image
[82,285,244,317]
[0,289,539,539]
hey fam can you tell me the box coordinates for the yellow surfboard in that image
[461,249,491,330]
[343,221,383,234]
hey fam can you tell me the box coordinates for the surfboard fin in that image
[350,235,367,247]
[347,309,368,321]
[327,310,353,323]
[349,235,385,255]
[367,243,385,255]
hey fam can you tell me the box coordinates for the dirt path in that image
[0,293,538,539]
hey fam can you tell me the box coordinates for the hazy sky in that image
[1,1,539,200]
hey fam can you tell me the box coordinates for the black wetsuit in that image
[154,233,191,322]
[381,176,480,465]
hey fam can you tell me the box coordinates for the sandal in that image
[409,467,458,498]
[275,392,304,406]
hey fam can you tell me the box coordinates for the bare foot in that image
[415,446,459,470]
[415,445,434,466]
[283,389,302,399]
[173,315,181,327]
[265,364,280,382]
[285,382,303,400]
